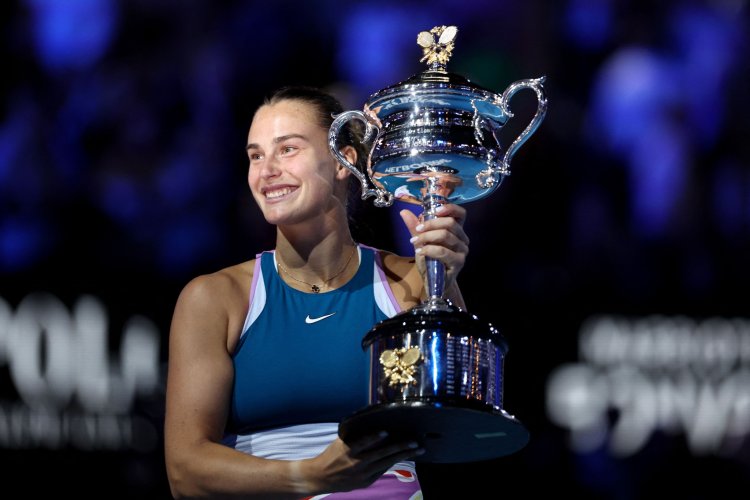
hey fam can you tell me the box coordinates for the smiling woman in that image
[163,85,471,499]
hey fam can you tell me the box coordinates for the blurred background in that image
[2,0,750,497]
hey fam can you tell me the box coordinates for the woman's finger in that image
[345,430,392,455]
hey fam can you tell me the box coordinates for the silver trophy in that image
[329,25,547,463]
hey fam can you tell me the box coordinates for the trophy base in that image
[338,401,529,463]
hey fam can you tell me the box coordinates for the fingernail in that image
[409,236,418,244]
[415,223,424,232]
[415,247,423,254]
[435,205,446,213]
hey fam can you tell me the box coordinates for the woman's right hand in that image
[298,432,424,494]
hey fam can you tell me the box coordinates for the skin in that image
[164,98,470,498]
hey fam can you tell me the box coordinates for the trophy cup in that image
[329,25,547,463]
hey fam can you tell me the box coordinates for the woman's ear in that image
[336,145,358,179]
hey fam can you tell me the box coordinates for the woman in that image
[164,85,469,498]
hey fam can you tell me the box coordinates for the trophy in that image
[329,25,547,463]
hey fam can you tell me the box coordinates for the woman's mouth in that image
[264,186,297,199]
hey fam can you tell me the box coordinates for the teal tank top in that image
[227,245,401,434]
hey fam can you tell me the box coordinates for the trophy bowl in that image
[329,25,547,463]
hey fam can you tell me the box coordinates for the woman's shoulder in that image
[169,258,259,354]
[374,248,416,278]
[178,258,257,306]
[370,248,424,307]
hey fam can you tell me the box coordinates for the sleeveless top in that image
[226,244,401,435]
[221,245,423,499]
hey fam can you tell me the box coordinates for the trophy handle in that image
[475,76,548,189]
[329,110,394,207]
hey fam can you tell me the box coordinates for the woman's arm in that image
[164,270,422,499]
[164,271,308,498]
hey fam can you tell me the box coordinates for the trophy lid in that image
[366,25,496,105]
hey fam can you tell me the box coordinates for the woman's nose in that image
[259,156,281,178]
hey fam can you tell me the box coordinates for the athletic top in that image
[220,245,423,499]
[226,244,401,435]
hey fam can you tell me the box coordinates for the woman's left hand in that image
[399,203,469,294]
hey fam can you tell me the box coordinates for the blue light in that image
[628,120,687,239]
[0,216,53,272]
[26,0,118,71]
[563,0,614,51]
[335,4,426,96]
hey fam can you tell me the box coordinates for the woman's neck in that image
[274,224,358,281]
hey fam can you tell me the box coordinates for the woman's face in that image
[246,99,347,227]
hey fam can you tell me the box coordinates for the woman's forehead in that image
[248,100,321,140]
[259,99,318,122]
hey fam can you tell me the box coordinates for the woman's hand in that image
[399,203,469,296]
[298,432,423,495]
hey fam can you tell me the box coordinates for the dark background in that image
[2,0,750,497]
